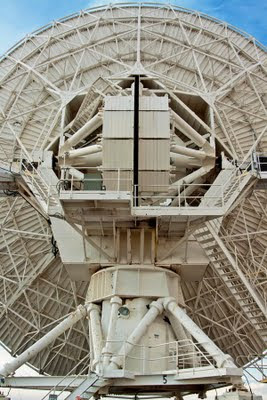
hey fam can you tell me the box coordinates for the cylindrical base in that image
[86,264,184,303]
[86,265,190,374]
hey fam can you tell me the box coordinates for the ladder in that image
[202,167,253,213]
[65,376,108,400]
[194,220,267,342]
[20,163,60,214]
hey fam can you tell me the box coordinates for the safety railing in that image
[57,163,252,212]
[13,151,60,212]
[57,178,122,193]
[58,176,235,209]
[60,179,224,206]
[251,152,267,177]
[59,168,224,207]
[99,339,216,376]
[133,182,225,208]
[59,167,132,194]
[40,353,91,400]
[22,160,59,210]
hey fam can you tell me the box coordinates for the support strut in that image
[0,305,88,377]
[133,75,140,206]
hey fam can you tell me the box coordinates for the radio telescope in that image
[0,3,266,400]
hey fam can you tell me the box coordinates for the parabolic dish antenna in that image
[0,3,266,399]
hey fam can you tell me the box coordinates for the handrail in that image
[58,173,250,209]
[40,354,91,400]
[18,151,59,211]
[98,338,216,375]
[58,159,253,211]
[251,152,267,177]
[21,160,49,200]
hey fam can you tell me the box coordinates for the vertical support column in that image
[102,296,122,366]
[133,75,140,206]
[88,304,103,372]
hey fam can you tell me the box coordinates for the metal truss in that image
[0,2,266,379]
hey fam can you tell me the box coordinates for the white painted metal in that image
[171,110,213,153]
[65,152,102,167]
[62,113,102,152]
[102,296,122,366]
[88,304,103,369]
[65,377,108,400]
[139,112,170,139]
[139,140,170,170]
[170,153,202,168]
[163,297,235,368]
[103,140,133,169]
[218,387,263,400]
[103,111,134,138]
[86,266,182,302]
[108,299,163,369]
[171,144,207,160]
[67,145,102,159]
[0,305,88,377]
[0,3,266,399]
[194,220,267,340]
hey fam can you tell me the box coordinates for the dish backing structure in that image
[0,3,266,399]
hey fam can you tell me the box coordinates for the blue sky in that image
[0,0,266,55]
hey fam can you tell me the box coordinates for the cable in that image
[51,235,59,258]
[209,384,219,400]
[3,189,19,197]
[243,373,254,400]
[56,179,69,193]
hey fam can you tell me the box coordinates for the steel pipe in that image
[69,168,84,180]
[163,297,236,368]
[88,304,103,367]
[108,299,163,369]
[171,144,207,160]
[64,152,102,167]
[169,166,211,196]
[171,177,204,206]
[102,296,122,366]
[0,305,88,377]
[61,113,102,152]
[171,111,213,155]
[170,153,201,168]
[168,313,190,342]
[67,144,102,159]
[168,313,196,367]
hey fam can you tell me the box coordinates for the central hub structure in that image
[48,77,247,396]
[86,265,202,376]
[87,266,183,372]
[0,73,254,399]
